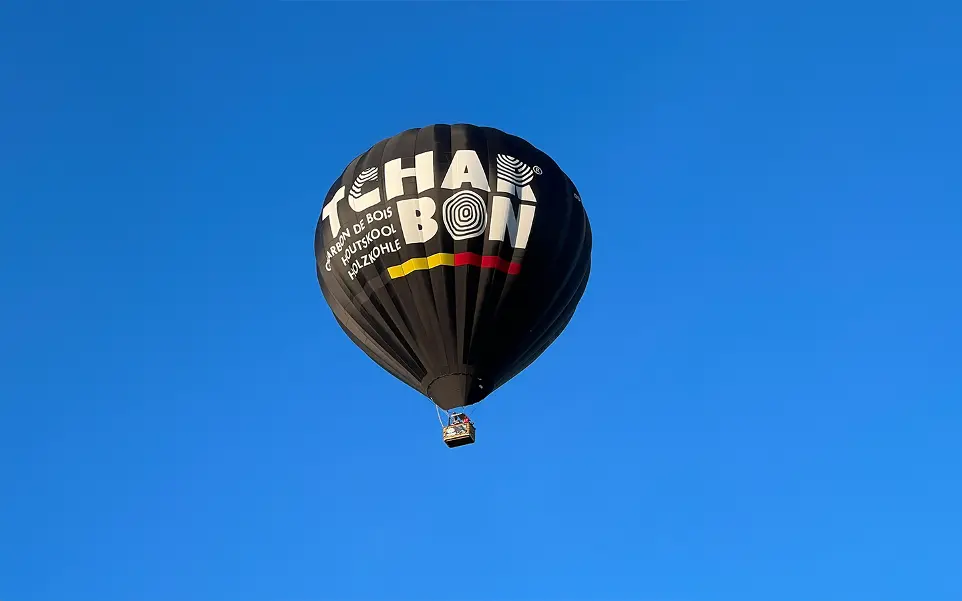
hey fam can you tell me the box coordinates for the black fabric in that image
[314,124,592,411]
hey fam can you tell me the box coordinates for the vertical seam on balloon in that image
[484,127,525,337]
[466,128,511,376]
[322,286,420,390]
[454,125,484,380]
[415,125,450,383]
[438,125,464,381]
[501,266,590,390]
[340,150,418,373]
[381,126,439,390]
[318,174,422,390]
[507,182,586,378]
[368,131,431,380]
[495,174,590,389]
[332,150,423,381]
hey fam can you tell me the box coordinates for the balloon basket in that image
[442,422,476,448]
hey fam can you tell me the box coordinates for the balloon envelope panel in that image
[314,124,591,410]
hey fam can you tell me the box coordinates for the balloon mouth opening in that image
[426,373,487,411]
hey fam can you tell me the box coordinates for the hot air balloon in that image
[314,124,591,447]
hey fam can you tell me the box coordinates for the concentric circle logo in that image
[442,190,488,240]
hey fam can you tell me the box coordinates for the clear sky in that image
[2,1,961,600]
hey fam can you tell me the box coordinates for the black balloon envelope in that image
[314,124,591,412]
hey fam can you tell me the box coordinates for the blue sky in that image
[2,1,961,600]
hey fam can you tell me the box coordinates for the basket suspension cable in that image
[467,400,483,422]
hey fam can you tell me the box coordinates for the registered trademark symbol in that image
[532,166,543,175]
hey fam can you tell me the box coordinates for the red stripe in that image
[453,252,522,275]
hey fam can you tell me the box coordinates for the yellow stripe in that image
[387,252,456,279]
